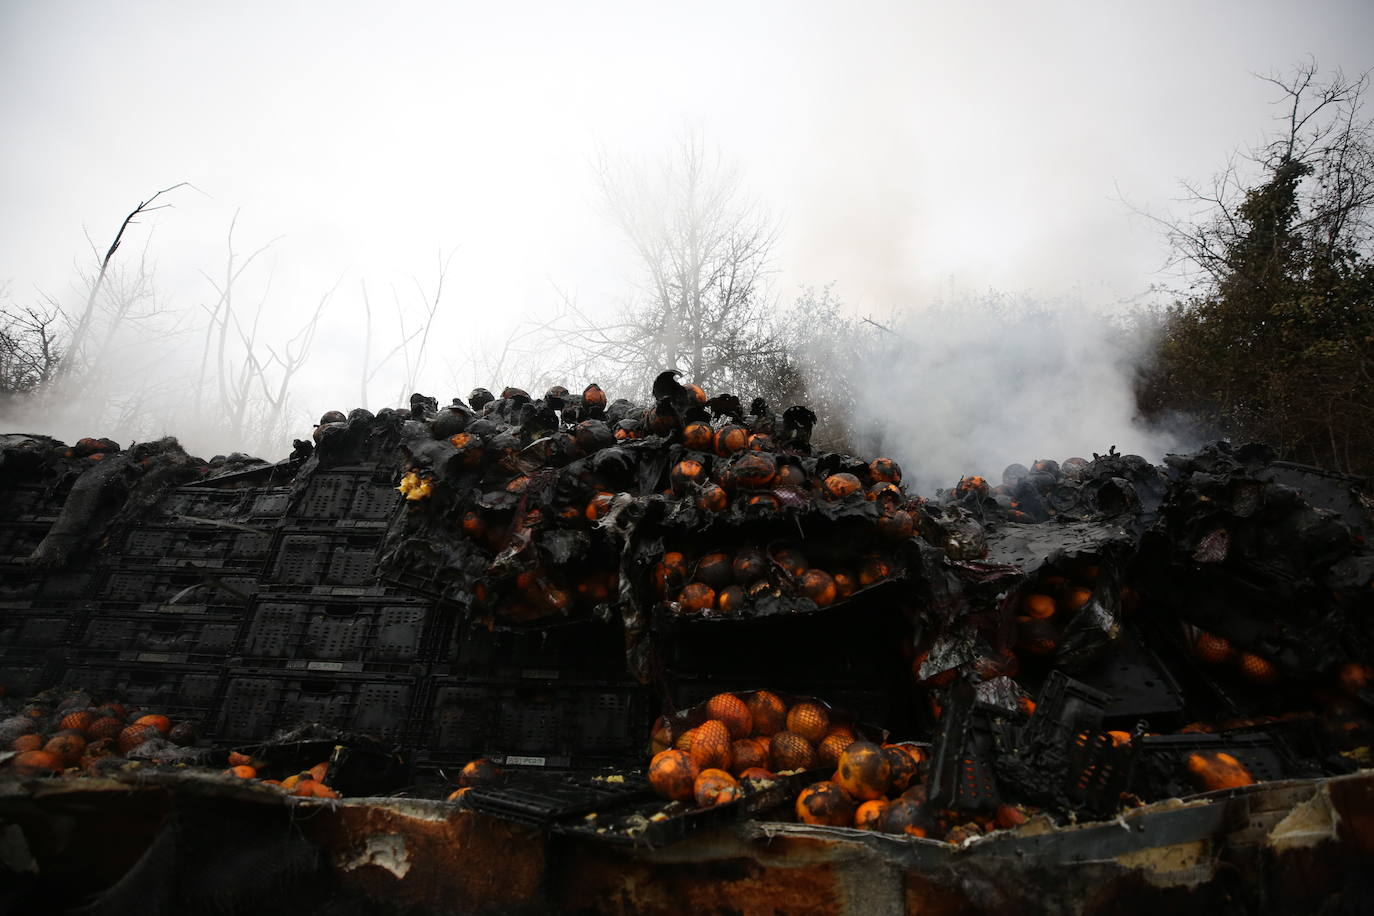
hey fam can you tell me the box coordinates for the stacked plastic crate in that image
[68,486,269,729]
[0,482,92,699]
[216,465,423,746]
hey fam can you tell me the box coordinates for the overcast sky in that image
[2,1,1372,460]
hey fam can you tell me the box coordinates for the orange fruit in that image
[876,510,915,541]
[696,483,728,513]
[832,571,857,600]
[650,716,673,755]
[688,720,732,771]
[1339,662,1373,696]
[747,691,787,736]
[11,734,42,753]
[738,766,775,782]
[1193,632,1231,664]
[882,745,920,792]
[582,383,606,410]
[869,458,902,485]
[1186,751,1255,791]
[769,731,816,771]
[771,547,808,578]
[309,762,330,782]
[729,738,770,775]
[705,694,752,740]
[714,425,749,456]
[678,583,716,613]
[796,781,855,826]
[835,741,891,801]
[1059,587,1092,615]
[732,452,777,489]
[447,786,471,803]
[459,758,502,787]
[786,702,830,743]
[59,711,95,733]
[44,733,86,766]
[717,585,746,613]
[227,751,256,768]
[670,459,707,495]
[674,727,697,753]
[226,765,257,779]
[649,749,700,802]
[822,473,862,499]
[117,724,158,753]
[693,768,741,807]
[684,383,708,405]
[13,750,62,777]
[854,799,889,830]
[653,552,688,597]
[732,548,770,584]
[776,463,806,488]
[683,422,714,452]
[817,731,855,768]
[1021,594,1056,620]
[134,714,172,735]
[798,569,837,607]
[857,556,893,587]
[880,797,930,837]
[994,804,1030,830]
[585,492,615,521]
[695,553,734,590]
[1237,652,1279,684]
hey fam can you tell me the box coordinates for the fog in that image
[2,1,1371,484]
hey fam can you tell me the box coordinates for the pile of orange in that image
[223,754,340,798]
[661,542,899,617]
[1189,628,1282,685]
[1009,561,1101,660]
[794,739,931,833]
[1,696,192,777]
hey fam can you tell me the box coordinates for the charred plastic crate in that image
[439,617,628,681]
[417,676,651,770]
[76,602,242,665]
[0,648,67,699]
[284,468,400,528]
[213,671,416,744]
[0,521,54,563]
[60,661,225,724]
[0,566,93,604]
[0,484,65,522]
[105,524,273,570]
[237,591,434,673]
[268,531,384,589]
[151,486,257,522]
[95,566,259,609]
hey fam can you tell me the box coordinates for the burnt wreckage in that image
[1,373,1373,914]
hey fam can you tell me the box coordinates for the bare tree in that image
[0,286,64,398]
[546,132,786,398]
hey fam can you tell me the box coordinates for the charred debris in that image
[1,370,1372,848]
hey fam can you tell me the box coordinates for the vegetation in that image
[1137,61,1374,475]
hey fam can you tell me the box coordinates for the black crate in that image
[247,487,292,520]
[153,487,255,521]
[0,647,67,699]
[0,568,93,604]
[418,677,651,769]
[0,601,86,650]
[287,470,399,526]
[96,566,259,608]
[108,524,273,568]
[214,671,416,743]
[0,485,64,521]
[269,532,383,587]
[238,592,434,672]
[441,618,627,681]
[76,603,243,665]
[1135,732,1299,801]
[0,522,51,562]
[59,661,225,722]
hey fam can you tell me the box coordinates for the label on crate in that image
[502,755,548,767]
[306,661,345,672]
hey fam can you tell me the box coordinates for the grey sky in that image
[2,1,1371,455]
